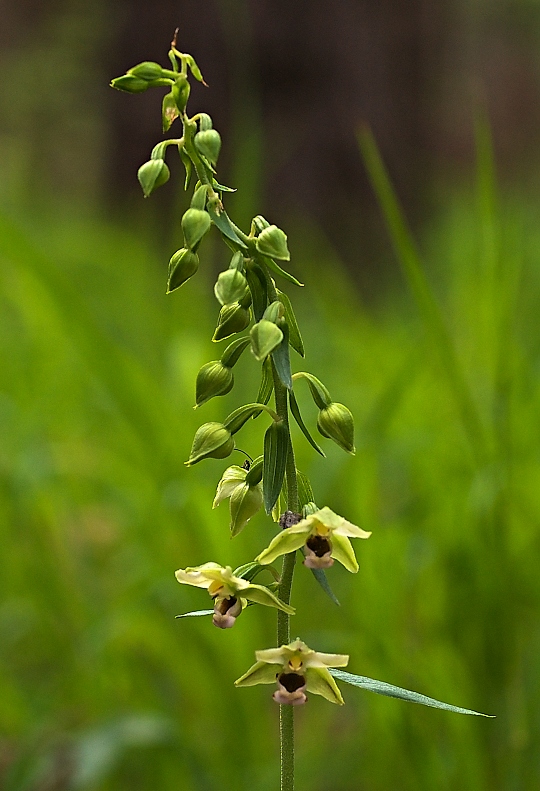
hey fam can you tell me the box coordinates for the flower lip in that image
[279,672,306,692]
[274,672,307,705]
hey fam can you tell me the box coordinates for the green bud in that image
[172,75,191,112]
[252,215,270,234]
[186,422,234,465]
[317,402,356,454]
[137,159,170,197]
[110,74,149,93]
[167,248,199,292]
[262,300,284,323]
[213,303,251,342]
[230,482,264,537]
[256,225,290,261]
[214,269,249,306]
[162,92,180,132]
[128,61,165,81]
[195,361,234,407]
[250,319,283,362]
[195,129,222,165]
[182,208,211,250]
[198,113,213,131]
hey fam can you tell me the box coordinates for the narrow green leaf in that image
[212,179,237,193]
[207,206,248,249]
[277,289,304,357]
[220,337,250,368]
[329,669,495,717]
[295,469,314,507]
[263,420,289,514]
[179,146,192,190]
[260,255,304,287]
[224,403,277,434]
[271,322,293,390]
[244,263,268,321]
[292,371,332,409]
[175,610,214,618]
[289,390,325,456]
[310,568,340,606]
[252,358,274,420]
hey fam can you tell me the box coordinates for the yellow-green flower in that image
[175,562,294,629]
[235,639,349,705]
[256,506,371,573]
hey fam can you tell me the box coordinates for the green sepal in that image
[245,455,264,486]
[175,609,214,618]
[198,113,213,131]
[253,358,274,419]
[186,54,206,84]
[293,371,332,409]
[128,61,165,81]
[137,159,170,197]
[235,661,279,687]
[172,75,190,112]
[329,670,495,717]
[182,208,211,250]
[110,74,149,93]
[212,179,237,193]
[207,206,248,249]
[260,255,304,287]
[215,269,249,306]
[277,289,304,356]
[289,390,325,456]
[242,582,295,614]
[224,403,277,435]
[251,215,270,234]
[179,145,192,190]
[250,319,283,362]
[230,482,263,536]
[310,568,340,606]
[295,469,315,508]
[263,419,289,514]
[244,262,268,320]
[262,300,284,323]
[220,337,251,368]
[167,248,199,292]
[329,533,358,573]
[257,528,306,564]
[256,225,290,261]
[185,422,234,465]
[306,666,345,705]
[271,321,293,390]
[162,92,180,132]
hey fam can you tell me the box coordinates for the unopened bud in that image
[138,159,170,197]
[186,422,234,465]
[250,319,283,361]
[214,269,249,306]
[110,74,149,93]
[167,248,199,292]
[256,225,290,261]
[162,92,179,132]
[195,129,222,164]
[182,208,211,250]
[128,61,165,81]
[230,482,264,536]
[317,402,356,454]
[195,361,234,407]
[213,303,251,341]
[172,75,191,112]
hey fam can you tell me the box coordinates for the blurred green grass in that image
[1,145,540,790]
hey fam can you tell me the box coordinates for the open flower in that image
[175,562,294,629]
[235,639,349,705]
[256,506,371,573]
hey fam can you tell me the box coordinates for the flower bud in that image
[317,402,356,454]
[167,248,199,292]
[137,159,170,198]
[185,422,234,465]
[214,269,249,306]
[162,92,179,132]
[255,225,290,261]
[230,482,264,536]
[128,61,165,81]
[110,75,149,93]
[182,208,211,250]
[195,361,234,407]
[172,75,191,112]
[250,319,283,361]
[194,129,222,164]
[213,303,251,342]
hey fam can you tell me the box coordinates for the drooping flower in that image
[256,506,371,573]
[213,461,264,536]
[235,639,349,705]
[175,562,294,629]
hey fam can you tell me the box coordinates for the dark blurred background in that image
[2,2,540,790]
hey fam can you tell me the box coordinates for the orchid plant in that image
[111,32,493,790]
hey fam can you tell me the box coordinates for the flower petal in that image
[242,583,295,614]
[235,661,280,687]
[330,533,359,573]
[256,528,309,565]
[333,518,372,539]
[305,666,345,705]
[212,465,247,508]
[174,562,223,589]
[303,651,349,669]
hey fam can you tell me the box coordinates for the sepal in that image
[185,422,234,465]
